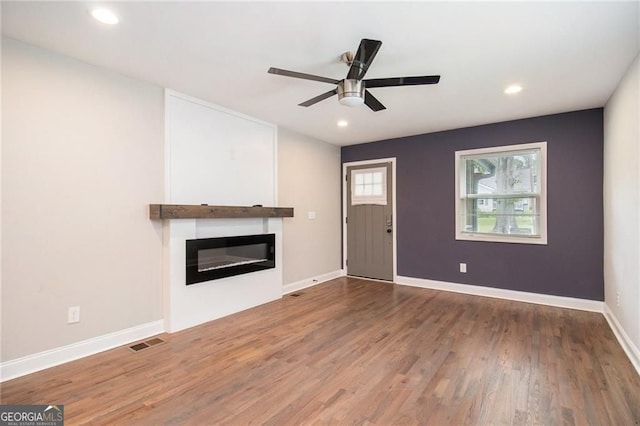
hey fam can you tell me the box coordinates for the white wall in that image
[165,92,276,206]
[603,53,640,369]
[278,128,342,287]
[1,38,164,362]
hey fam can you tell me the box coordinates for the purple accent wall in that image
[341,109,604,300]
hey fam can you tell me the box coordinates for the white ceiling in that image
[2,1,639,146]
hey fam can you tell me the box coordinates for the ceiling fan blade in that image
[299,89,338,107]
[364,75,441,88]
[268,67,339,85]
[364,90,386,112]
[346,39,382,80]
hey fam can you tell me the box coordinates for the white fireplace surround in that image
[164,218,282,332]
[163,90,281,332]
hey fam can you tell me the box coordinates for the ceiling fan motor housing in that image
[338,79,365,107]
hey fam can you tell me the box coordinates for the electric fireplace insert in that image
[185,233,275,285]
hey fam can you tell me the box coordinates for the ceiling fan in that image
[268,38,440,112]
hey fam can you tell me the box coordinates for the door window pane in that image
[351,167,388,205]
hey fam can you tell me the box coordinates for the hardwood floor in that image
[2,277,639,425]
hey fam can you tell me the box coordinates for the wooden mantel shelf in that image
[149,204,294,220]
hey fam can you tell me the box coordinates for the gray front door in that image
[346,162,393,281]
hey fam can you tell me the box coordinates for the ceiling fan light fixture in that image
[338,79,365,107]
[339,96,365,107]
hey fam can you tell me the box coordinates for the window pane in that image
[372,172,383,184]
[463,150,539,196]
[355,174,364,185]
[372,183,382,195]
[461,196,540,236]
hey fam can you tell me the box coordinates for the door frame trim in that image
[342,158,397,282]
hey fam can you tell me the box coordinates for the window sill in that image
[457,233,547,245]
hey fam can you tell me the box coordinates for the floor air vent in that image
[289,293,302,297]
[129,337,165,352]
[145,337,164,346]
[129,342,149,352]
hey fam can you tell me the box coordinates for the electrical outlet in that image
[68,306,80,324]
[460,263,467,273]
[616,291,621,307]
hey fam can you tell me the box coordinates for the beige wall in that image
[278,128,342,285]
[1,38,343,364]
[1,38,164,361]
[603,53,640,358]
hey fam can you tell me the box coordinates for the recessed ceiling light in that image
[504,84,523,95]
[90,8,119,25]
[337,120,349,128]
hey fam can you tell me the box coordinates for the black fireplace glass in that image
[186,234,275,285]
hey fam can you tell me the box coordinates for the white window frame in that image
[455,141,547,245]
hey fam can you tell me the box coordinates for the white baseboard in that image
[5,278,636,383]
[603,304,640,376]
[395,275,604,312]
[283,269,345,295]
[0,320,164,382]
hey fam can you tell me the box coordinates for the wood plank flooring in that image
[2,277,639,425]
